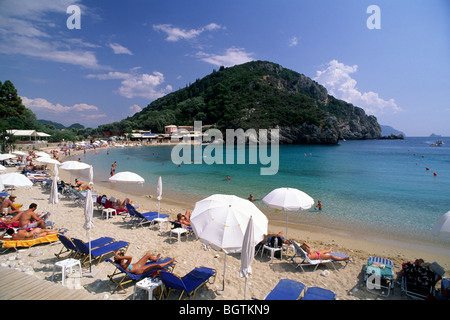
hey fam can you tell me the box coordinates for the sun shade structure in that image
[262,187,314,238]
[190,194,268,291]
[0,172,33,188]
[432,211,450,237]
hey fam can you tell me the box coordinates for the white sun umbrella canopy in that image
[60,160,91,184]
[240,216,255,300]
[109,171,145,199]
[432,211,450,237]
[0,172,33,188]
[190,194,268,291]
[262,187,314,238]
[156,176,162,217]
[48,176,59,226]
[83,188,95,272]
[0,164,6,172]
[35,157,61,165]
[34,151,51,158]
[60,160,91,171]
[0,154,16,161]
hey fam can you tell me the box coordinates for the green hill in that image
[99,61,381,143]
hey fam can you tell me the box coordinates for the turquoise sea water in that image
[81,137,450,248]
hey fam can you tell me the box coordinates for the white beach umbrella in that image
[240,216,255,300]
[432,211,450,237]
[35,157,61,165]
[48,176,59,226]
[0,154,17,161]
[156,176,162,217]
[262,187,314,238]
[83,188,94,272]
[88,165,94,185]
[109,171,144,199]
[190,194,268,290]
[0,180,4,192]
[12,151,27,156]
[34,151,51,158]
[0,164,6,172]
[60,160,91,184]
[0,172,33,188]
[60,160,91,171]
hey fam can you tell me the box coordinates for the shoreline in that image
[60,144,450,262]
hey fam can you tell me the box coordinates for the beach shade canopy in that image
[89,165,93,185]
[83,188,95,272]
[432,211,450,237]
[34,151,51,158]
[109,171,145,184]
[0,154,17,161]
[12,151,27,156]
[191,194,268,253]
[0,172,33,188]
[156,176,162,217]
[48,176,59,226]
[60,160,91,171]
[262,187,314,238]
[191,194,268,291]
[35,157,61,165]
[0,164,6,172]
[240,216,255,300]
[109,171,145,199]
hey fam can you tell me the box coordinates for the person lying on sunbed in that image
[114,249,174,275]
[300,242,350,261]
[0,227,58,241]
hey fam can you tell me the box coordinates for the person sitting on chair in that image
[9,203,46,230]
[114,249,174,275]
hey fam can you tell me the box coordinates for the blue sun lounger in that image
[302,286,336,300]
[71,237,129,268]
[125,203,169,227]
[158,266,216,300]
[265,279,306,300]
[105,257,176,294]
[55,234,114,260]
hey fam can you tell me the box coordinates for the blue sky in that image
[0,0,449,136]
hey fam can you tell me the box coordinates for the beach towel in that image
[364,261,393,278]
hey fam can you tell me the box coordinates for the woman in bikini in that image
[300,242,350,261]
[114,249,174,275]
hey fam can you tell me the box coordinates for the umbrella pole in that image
[244,277,248,300]
[286,211,288,239]
[223,252,227,291]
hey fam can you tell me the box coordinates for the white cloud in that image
[22,97,99,113]
[87,69,173,100]
[314,59,402,115]
[0,0,104,69]
[21,96,107,126]
[108,42,133,55]
[153,22,223,42]
[288,36,298,47]
[128,104,142,116]
[197,47,254,67]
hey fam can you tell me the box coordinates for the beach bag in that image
[268,236,282,248]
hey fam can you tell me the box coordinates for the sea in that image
[79,137,450,253]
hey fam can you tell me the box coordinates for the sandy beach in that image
[1,146,449,301]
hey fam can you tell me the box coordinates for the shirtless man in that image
[1,228,58,240]
[9,203,45,230]
[0,195,22,216]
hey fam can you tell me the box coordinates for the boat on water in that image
[431,140,444,147]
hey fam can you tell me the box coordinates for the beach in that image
[1,146,449,301]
